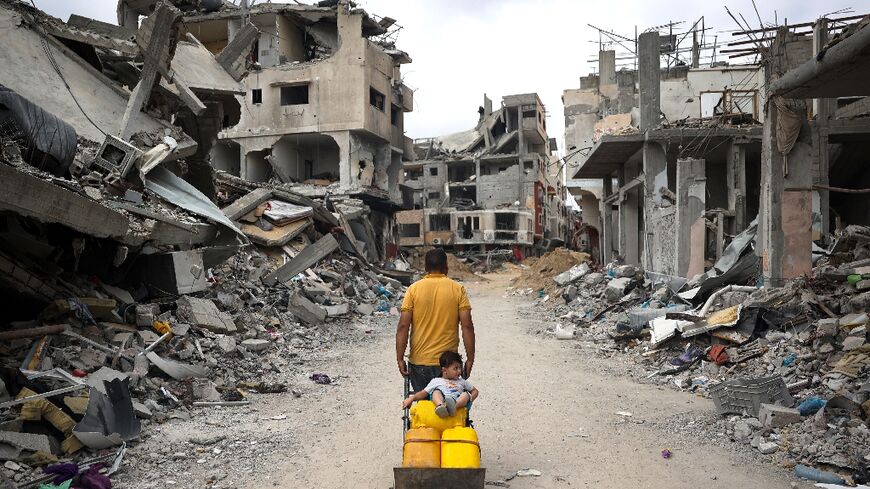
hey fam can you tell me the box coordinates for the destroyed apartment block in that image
[564,14,870,287]
[396,93,570,255]
[176,0,417,210]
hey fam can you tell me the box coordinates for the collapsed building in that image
[564,14,870,285]
[0,0,414,484]
[396,94,569,255]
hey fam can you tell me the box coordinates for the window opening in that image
[429,214,450,231]
[280,84,309,105]
[370,87,385,111]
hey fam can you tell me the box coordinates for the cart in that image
[394,376,485,489]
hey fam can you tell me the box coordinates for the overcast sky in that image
[37,0,855,149]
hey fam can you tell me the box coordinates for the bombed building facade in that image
[171,1,416,205]
[564,15,870,285]
[395,94,569,254]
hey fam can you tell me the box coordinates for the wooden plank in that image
[262,233,339,286]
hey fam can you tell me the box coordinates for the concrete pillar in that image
[760,28,814,286]
[726,140,747,233]
[642,140,667,270]
[618,162,640,265]
[602,176,614,263]
[328,131,353,191]
[676,158,706,278]
[117,1,139,30]
[813,18,835,238]
[599,50,617,99]
[638,32,661,131]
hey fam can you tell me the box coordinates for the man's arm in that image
[459,309,475,379]
[396,311,413,376]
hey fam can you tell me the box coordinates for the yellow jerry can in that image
[402,427,441,468]
[409,400,467,432]
[440,426,480,469]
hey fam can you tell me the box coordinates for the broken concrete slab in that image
[356,303,375,316]
[604,277,633,301]
[191,379,221,402]
[0,431,52,459]
[288,292,327,326]
[215,335,237,354]
[553,262,590,286]
[843,336,867,351]
[222,187,272,221]
[176,296,237,333]
[758,403,802,428]
[263,233,339,286]
[136,249,209,295]
[86,367,130,395]
[136,303,161,327]
[240,339,270,352]
[324,303,351,317]
[758,441,779,454]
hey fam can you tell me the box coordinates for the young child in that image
[402,351,479,418]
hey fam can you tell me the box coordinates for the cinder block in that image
[758,403,801,428]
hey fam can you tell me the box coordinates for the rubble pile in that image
[514,226,870,483]
[510,248,591,295]
[0,4,409,485]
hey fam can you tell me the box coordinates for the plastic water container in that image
[441,427,480,468]
[402,427,440,468]
[410,400,467,432]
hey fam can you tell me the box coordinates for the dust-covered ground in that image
[119,272,812,488]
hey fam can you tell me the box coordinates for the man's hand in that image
[397,359,409,377]
[402,395,415,409]
[464,359,474,379]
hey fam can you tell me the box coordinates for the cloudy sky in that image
[37,0,855,148]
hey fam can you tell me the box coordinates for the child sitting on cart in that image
[402,351,479,418]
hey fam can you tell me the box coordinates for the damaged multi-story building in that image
[395,94,569,254]
[564,14,870,285]
[150,0,417,207]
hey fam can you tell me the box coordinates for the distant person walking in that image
[396,248,476,391]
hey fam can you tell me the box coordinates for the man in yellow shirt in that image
[396,248,475,391]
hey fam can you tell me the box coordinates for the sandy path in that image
[259,273,808,488]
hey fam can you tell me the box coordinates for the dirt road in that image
[253,272,807,488]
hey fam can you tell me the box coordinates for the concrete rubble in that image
[0,0,414,486]
[514,231,870,484]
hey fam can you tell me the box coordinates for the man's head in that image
[439,351,463,380]
[424,248,448,274]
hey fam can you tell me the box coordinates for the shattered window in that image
[399,223,421,237]
[280,85,309,105]
[428,191,440,200]
[429,214,450,231]
[252,89,262,105]
[370,87,385,111]
[429,167,438,176]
